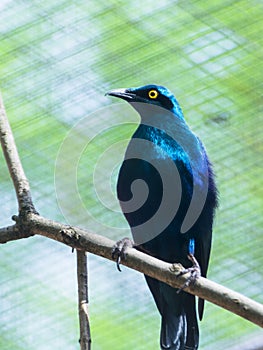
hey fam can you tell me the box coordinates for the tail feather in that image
[160,302,199,350]
[145,276,199,350]
[184,296,199,349]
[161,313,187,350]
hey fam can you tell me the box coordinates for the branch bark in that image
[0,94,37,215]
[1,94,263,334]
[1,212,263,328]
[77,251,92,350]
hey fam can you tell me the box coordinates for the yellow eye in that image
[148,89,159,99]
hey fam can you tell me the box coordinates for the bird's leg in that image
[112,237,134,272]
[176,238,201,293]
[176,253,201,293]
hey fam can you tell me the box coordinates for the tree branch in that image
[1,213,262,328]
[0,221,33,242]
[1,94,90,349]
[77,250,92,350]
[0,94,37,215]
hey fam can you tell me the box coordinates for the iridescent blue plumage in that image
[107,85,218,350]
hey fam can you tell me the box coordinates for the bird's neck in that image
[171,103,184,121]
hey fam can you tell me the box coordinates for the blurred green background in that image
[0,0,262,349]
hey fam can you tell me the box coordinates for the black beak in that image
[105,88,136,102]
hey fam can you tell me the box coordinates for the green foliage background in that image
[0,1,262,349]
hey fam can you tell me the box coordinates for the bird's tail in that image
[160,294,199,350]
[160,312,186,349]
[145,276,199,350]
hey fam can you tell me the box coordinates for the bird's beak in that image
[105,88,136,101]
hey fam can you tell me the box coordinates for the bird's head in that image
[106,84,184,120]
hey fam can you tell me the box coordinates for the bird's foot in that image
[112,237,134,272]
[176,254,201,293]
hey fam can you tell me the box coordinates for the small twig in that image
[77,250,92,350]
[0,222,33,243]
[0,94,37,215]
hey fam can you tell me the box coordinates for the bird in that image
[106,84,218,350]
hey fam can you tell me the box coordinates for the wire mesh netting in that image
[0,0,262,349]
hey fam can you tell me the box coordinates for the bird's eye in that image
[148,90,159,99]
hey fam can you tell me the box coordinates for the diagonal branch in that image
[0,94,37,215]
[1,213,262,328]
